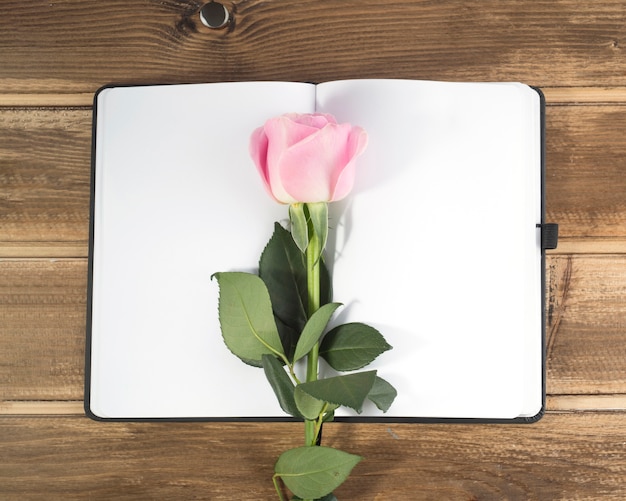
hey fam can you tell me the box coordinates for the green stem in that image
[272,474,286,501]
[304,208,322,448]
[306,228,321,374]
[313,403,328,442]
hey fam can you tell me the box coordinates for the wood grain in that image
[543,87,626,104]
[546,255,626,395]
[0,108,92,248]
[0,259,86,401]
[0,94,94,107]
[0,1,626,93]
[545,104,626,239]
[2,1,626,497]
[0,413,625,500]
[548,237,626,254]
[547,394,626,411]
[0,401,84,415]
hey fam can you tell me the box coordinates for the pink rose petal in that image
[249,112,368,204]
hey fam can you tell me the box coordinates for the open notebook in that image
[86,79,550,422]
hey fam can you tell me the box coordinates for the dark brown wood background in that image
[2,1,626,499]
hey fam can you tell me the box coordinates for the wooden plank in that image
[545,104,626,239]
[546,255,626,394]
[2,102,626,253]
[1,3,623,498]
[549,237,626,255]
[0,94,94,107]
[0,413,624,499]
[0,401,84,416]
[0,108,92,248]
[0,242,87,258]
[0,259,86,401]
[547,394,626,412]
[543,87,626,104]
[1,1,626,93]
[2,255,626,402]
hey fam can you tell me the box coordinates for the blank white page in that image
[317,80,542,419]
[88,80,542,421]
[89,82,315,418]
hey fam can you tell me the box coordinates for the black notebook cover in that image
[85,80,548,423]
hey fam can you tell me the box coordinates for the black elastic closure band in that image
[539,223,559,250]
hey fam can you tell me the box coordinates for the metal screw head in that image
[199,2,230,29]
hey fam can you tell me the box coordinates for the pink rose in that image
[249,113,368,204]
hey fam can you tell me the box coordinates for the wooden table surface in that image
[1,1,626,499]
